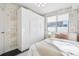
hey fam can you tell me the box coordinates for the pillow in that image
[55,33,68,39]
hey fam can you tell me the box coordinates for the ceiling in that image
[19,3,79,15]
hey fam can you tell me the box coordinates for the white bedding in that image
[27,38,79,56]
[52,40,79,56]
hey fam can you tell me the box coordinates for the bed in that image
[27,38,79,56]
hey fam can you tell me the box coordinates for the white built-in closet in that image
[17,7,44,51]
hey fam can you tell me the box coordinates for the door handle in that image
[1,32,5,34]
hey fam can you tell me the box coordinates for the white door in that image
[0,9,5,55]
[4,7,17,52]
[0,33,4,55]
[0,6,17,54]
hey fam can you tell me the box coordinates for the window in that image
[57,13,69,33]
[47,13,69,36]
[47,16,56,35]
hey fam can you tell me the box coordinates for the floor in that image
[0,49,29,56]
[17,51,28,56]
[1,49,21,56]
[17,49,29,56]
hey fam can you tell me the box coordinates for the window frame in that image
[47,13,69,36]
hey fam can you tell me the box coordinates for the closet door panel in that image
[21,8,30,50]
[30,11,44,44]
[39,16,44,40]
[30,12,39,43]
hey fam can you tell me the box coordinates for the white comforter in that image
[27,38,79,56]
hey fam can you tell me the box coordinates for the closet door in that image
[30,11,44,44]
[17,7,44,51]
[21,8,30,50]
[17,7,31,51]
[30,12,38,43]
[39,16,44,40]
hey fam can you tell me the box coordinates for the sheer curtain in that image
[68,9,78,41]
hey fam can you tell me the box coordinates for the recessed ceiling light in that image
[34,3,47,7]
